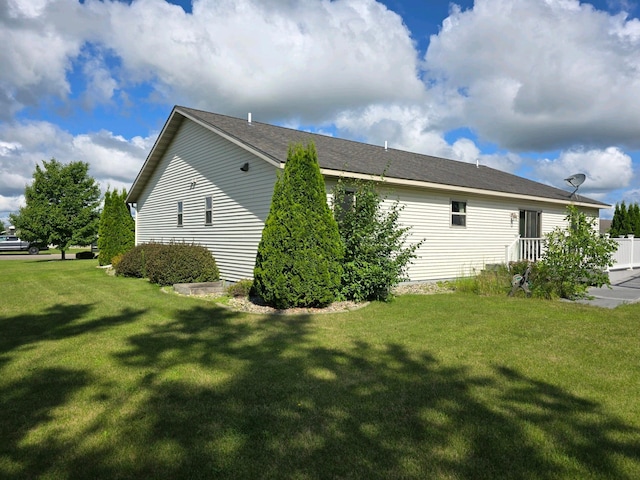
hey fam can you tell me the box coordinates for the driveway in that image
[579,268,640,308]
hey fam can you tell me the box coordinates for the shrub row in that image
[114,242,219,286]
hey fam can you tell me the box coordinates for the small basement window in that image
[177,201,183,226]
[205,196,213,225]
[451,200,467,227]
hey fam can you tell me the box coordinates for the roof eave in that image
[321,168,610,209]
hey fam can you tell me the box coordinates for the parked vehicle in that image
[0,235,47,254]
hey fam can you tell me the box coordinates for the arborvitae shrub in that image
[253,142,343,308]
[144,243,220,286]
[98,189,135,266]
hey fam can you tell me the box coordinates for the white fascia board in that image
[320,168,609,210]
[126,108,184,203]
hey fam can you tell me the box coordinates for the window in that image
[451,200,467,227]
[205,196,213,225]
[177,201,183,226]
[334,189,355,220]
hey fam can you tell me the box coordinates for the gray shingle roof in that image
[127,105,608,208]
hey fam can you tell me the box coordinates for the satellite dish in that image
[564,173,586,197]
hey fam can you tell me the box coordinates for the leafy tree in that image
[332,178,423,302]
[10,159,101,260]
[253,142,343,309]
[98,188,135,266]
[0,219,5,233]
[537,206,618,299]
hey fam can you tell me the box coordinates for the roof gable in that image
[127,105,608,209]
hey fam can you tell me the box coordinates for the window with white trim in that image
[205,196,213,225]
[451,200,467,227]
[177,201,183,226]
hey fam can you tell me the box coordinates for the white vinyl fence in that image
[610,235,640,271]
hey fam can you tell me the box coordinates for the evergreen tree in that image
[98,188,135,265]
[619,201,632,236]
[631,203,640,237]
[10,159,100,259]
[253,142,343,308]
[609,203,621,237]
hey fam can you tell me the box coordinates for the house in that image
[600,219,612,235]
[126,106,608,282]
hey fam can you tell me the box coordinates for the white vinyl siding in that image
[135,119,277,281]
[135,120,599,283]
[362,186,573,282]
[204,196,213,225]
[451,200,467,227]
[177,201,183,227]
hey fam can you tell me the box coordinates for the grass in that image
[1,259,639,479]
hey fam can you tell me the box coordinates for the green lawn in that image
[1,259,639,479]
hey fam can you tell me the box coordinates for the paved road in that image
[0,253,63,260]
[579,268,640,309]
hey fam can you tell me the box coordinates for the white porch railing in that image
[610,235,640,271]
[505,235,639,271]
[505,236,546,264]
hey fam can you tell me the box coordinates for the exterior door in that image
[519,210,541,238]
[519,210,543,261]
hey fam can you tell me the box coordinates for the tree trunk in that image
[61,249,66,260]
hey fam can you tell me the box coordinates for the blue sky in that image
[1,0,639,223]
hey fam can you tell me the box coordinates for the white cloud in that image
[533,147,634,194]
[425,0,640,151]
[0,0,94,118]
[334,103,523,172]
[81,54,118,108]
[0,0,638,214]
[81,0,424,122]
[0,121,154,217]
[623,188,640,204]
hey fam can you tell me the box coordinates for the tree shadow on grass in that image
[0,367,91,479]
[3,304,640,479]
[0,303,147,358]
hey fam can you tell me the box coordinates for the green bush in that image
[114,243,164,278]
[144,243,219,286]
[75,251,95,260]
[226,279,253,298]
[111,254,124,270]
[332,179,423,302]
[253,142,343,309]
[537,206,618,299]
